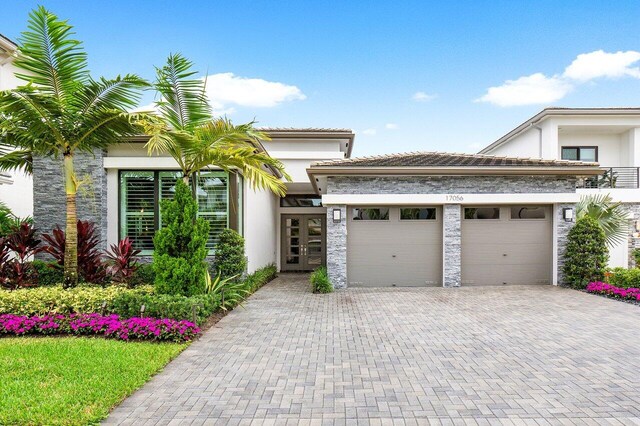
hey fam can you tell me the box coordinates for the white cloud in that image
[467,142,483,152]
[563,50,640,82]
[203,73,306,113]
[412,91,437,102]
[362,128,377,135]
[385,123,398,130]
[476,73,572,107]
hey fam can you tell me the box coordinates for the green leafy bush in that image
[132,262,155,286]
[0,285,154,316]
[31,260,64,286]
[243,264,277,293]
[563,216,609,289]
[607,267,640,289]
[153,180,209,296]
[110,292,221,325]
[310,267,333,293]
[213,229,247,279]
[632,248,640,268]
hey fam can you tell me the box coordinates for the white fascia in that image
[322,193,580,205]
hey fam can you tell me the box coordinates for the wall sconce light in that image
[563,208,574,222]
[333,208,342,223]
[634,220,640,236]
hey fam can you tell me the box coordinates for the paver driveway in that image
[106,274,640,425]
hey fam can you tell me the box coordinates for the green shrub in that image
[563,216,609,289]
[0,285,154,316]
[244,264,277,293]
[310,267,333,293]
[607,267,640,288]
[632,248,640,268]
[153,180,209,296]
[31,260,64,286]
[132,262,155,286]
[110,292,221,325]
[213,229,246,279]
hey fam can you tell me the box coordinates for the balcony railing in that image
[579,167,640,189]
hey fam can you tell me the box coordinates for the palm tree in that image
[0,7,149,286]
[576,194,628,247]
[142,53,290,195]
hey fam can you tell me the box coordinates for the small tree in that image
[214,229,246,279]
[563,216,608,288]
[153,180,209,296]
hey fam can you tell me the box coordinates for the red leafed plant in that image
[0,238,12,288]
[104,237,141,287]
[42,220,106,285]
[3,222,43,289]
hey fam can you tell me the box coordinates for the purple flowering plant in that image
[0,313,199,342]
[586,281,640,302]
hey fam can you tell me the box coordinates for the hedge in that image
[607,267,640,289]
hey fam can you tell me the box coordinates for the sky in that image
[2,1,640,157]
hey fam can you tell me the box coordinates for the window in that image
[561,146,597,162]
[352,208,389,220]
[120,170,236,253]
[464,207,500,220]
[280,194,322,207]
[400,208,437,220]
[510,206,546,219]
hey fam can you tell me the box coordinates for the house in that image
[0,34,32,217]
[479,107,640,269]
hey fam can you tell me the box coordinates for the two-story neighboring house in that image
[479,107,640,268]
[0,34,33,217]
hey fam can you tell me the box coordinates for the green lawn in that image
[0,337,186,426]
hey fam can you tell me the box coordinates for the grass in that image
[0,337,186,426]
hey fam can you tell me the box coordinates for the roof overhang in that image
[306,165,605,194]
[479,107,640,154]
[262,129,355,158]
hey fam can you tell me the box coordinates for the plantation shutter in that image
[119,172,155,252]
[196,171,229,251]
[158,171,181,227]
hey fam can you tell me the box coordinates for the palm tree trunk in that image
[63,153,78,287]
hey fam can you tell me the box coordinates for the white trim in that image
[322,193,580,205]
[552,204,559,286]
[103,157,181,169]
[577,188,640,203]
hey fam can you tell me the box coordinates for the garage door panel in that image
[462,206,552,286]
[348,207,442,287]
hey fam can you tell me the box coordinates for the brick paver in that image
[105,274,640,424]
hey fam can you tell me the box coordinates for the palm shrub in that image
[577,194,628,247]
[310,267,333,293]
[214,229,246,279]
[153,179,209,296]
[563,216,609,288]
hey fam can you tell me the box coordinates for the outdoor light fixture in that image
[562,207,574,222]
[634,220,640,237]
[333,208,342,223]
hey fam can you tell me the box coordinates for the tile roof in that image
[258,127,353,133]
[312,151,599,168]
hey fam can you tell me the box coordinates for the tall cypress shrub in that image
[153,180,209,296]
[563,216,608,289]
[214,229,247,279]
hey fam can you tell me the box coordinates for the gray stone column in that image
[556,203,575,285]
[443,204,461,288]
[325,204,347,289]
[33,149,108,259]
[624,203,640,268]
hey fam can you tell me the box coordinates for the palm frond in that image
[74,110,148,152]
[74,74,149,114]
[13,6,89,104]
[154,53,211,131]
[0,149,33,174]
[577,194,629,247]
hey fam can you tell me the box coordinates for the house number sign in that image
[445,195,464,202]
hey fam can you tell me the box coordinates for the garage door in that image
[462,205,552,286]
[347,206,442,287]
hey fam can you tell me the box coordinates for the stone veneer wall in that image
[327,175,576,194]
[33,150,108,259]
[624,203,640,268]
[443,204,461,287]
[325,175,578,288]
[325,205,347,289]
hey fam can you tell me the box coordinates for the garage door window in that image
[464,207,500,220]
[400,208,437,220]
[352,208,389,220]
[510,206,546,219]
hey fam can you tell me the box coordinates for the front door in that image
[281,215,326,271]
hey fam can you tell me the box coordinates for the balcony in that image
[579,167,640,189]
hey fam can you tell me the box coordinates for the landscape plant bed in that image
[585,282,640,306]
[0,337,186,426]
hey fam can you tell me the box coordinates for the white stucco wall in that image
[558,133,623,166]
[244,185,278,273]
[486,127,540,158]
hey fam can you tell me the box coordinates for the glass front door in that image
[281,215,326,271]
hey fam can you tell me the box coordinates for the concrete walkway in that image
[106,274,640,425]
